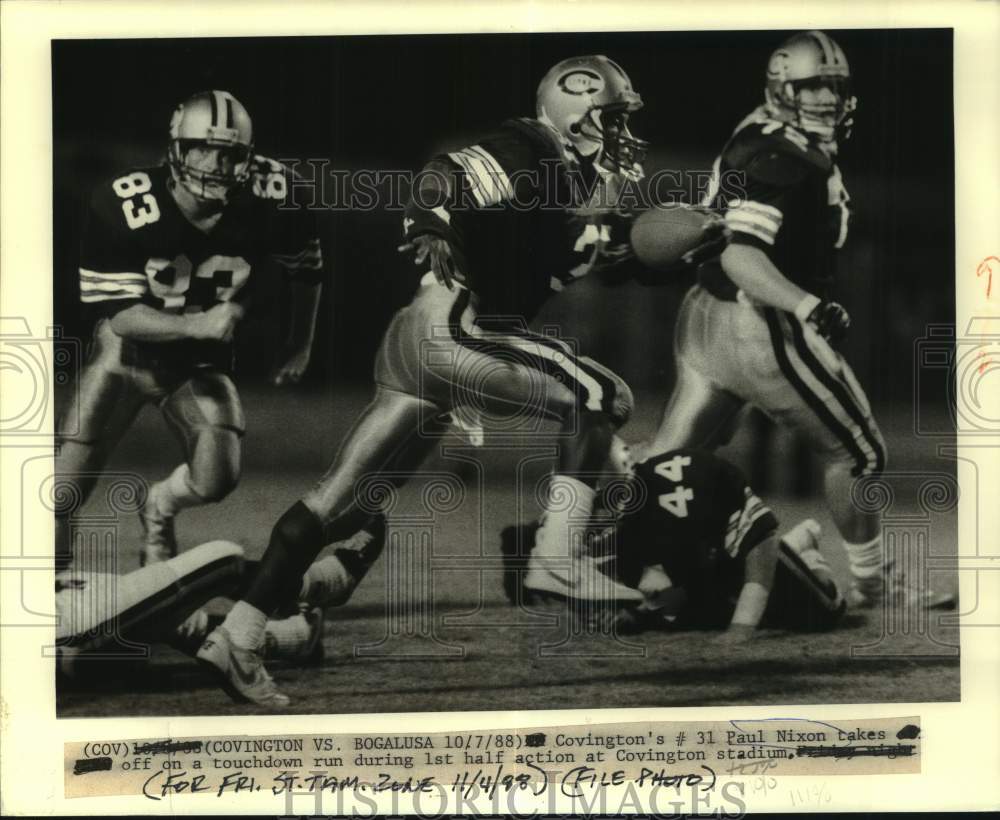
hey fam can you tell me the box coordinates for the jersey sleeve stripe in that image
[726,208,781,234]
[727,199,783,221]
[447,150,489,207]
[741,200,783,219]
[80,290,144,303]
[447,146,513,208]
[79,279,146,291]
[724,214,777,245]
[79,268,147,282]
[467,145,515,200]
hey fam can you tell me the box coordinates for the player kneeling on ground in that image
[502,442,845,637]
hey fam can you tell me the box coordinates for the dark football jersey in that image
[698,106,851,302]
[431,117,639,321]
[612,449,779,592]
[78,158,322,370]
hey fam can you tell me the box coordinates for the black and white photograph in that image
[45,26,966,718]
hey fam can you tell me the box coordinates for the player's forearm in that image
[285,281,322,353]
[721,243,814,314]
[109,304,205,342]
[729,534,779,631]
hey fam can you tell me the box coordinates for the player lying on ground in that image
[501,440,846,636]
[195,55,723,708]
[57,519,385,680]
[54,90,325,570]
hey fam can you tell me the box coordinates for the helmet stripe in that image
[810,30,836,67]
[208,91,219,128]
[225,95,234,129]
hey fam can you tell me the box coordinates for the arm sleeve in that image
[77,184,150,318]
[715,459,780,560]
[724,149,808,251]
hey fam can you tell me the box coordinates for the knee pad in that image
[187,429,242,502]
[187,467,239,504]
[273,501,326,557]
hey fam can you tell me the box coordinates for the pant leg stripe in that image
[484,321,617,415]
[448,295,607,413]
[763,308,871,476]
[784,314,886,474]
[446,292,591,410]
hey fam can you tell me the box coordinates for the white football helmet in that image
[536,55,648,171]
[167,90,253,202]
[764,31,857,143]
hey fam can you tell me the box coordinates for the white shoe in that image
[849,572,885,608]
[197,627,290,708]
[524,554,643,603]
[888,573,957,610]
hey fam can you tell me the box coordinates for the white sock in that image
[151,464,202,518]
[533,475,596,558]
[264,613,310,658]
[222,601,268,651]
[844,534,884,579]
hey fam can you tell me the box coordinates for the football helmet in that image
[536,55,648,171]
[167,90,253,202]
[764,31,857,143]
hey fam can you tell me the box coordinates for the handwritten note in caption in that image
[65,717,919,801]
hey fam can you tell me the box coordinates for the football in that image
[629,204,725,273]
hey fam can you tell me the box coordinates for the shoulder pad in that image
[726,121,831,186]
[500,117,565,162]
[249,154,292,202]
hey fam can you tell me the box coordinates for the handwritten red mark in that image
[976,349,993,374]
[977,255,999,300]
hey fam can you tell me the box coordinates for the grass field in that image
[56,386,960,717]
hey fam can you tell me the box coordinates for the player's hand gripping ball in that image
[629,205,730,276]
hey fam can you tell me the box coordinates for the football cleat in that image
[636,564,688,614]
[524,554,644,603]
[197,627,290,708]
[888,573,957,611]
[849,572,956,611]
[612,605,677,635]
[138,502,178,566]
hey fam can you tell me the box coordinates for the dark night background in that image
[52,30,955,462]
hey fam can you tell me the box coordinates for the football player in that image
[55,90,324,570]
[197,56,673,707]
[643,31,949,609]
[502,438,846,636]
[56,540,325,682]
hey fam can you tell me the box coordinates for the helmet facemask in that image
[167,91,254,205]
[777,76,856,143]
[168,139,252,203]
[572,104,649,172]
[765,32,857,146]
